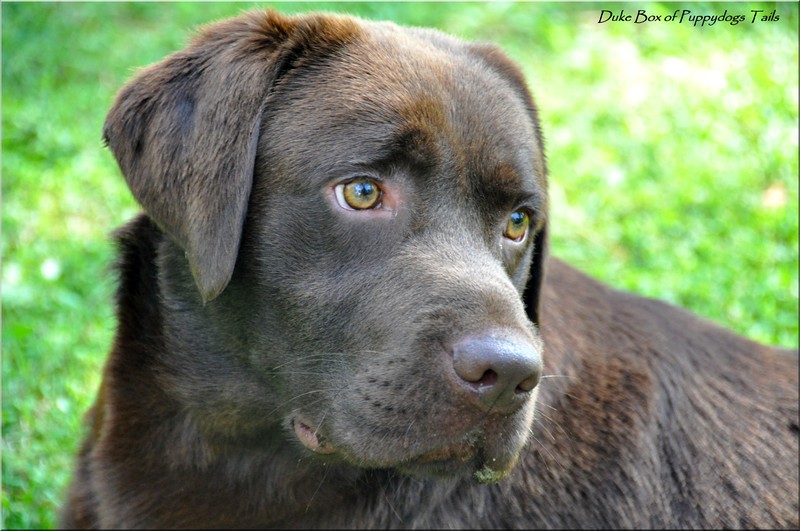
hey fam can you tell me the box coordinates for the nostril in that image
[515,372,540,393]
[474,369,498,388]
[451,333,542,411]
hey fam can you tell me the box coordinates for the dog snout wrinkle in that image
[451,334,542,414]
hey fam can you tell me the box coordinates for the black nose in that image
[451,334,542,414]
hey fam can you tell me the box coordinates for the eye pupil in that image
[504,210,530,242]
[353,182,374,199]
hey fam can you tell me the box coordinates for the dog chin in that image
[291,408,534,484]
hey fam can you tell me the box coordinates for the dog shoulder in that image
[538,258,799,527]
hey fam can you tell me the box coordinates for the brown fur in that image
[62,10,798,529]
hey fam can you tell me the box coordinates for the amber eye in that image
[504,210,530,242]
[335,179,382,210]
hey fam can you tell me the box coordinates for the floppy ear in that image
[103,10,359,303]
[522,224,548,326]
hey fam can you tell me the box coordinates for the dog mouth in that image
[291,416,522,483]
[292,417,336,455]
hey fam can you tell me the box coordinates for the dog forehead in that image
[262,20,542,194]
[346,25,532,136]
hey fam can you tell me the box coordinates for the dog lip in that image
[401,421,526,482]
[391,441,481,480]
[395,437,524,482]
[413,439,478,464]
[291,419,523,484]
[292,417,336,454]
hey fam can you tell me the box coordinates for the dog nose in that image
[451,334,542,414]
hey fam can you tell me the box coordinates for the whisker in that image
[534,415,558,442]
[562,391,591,405]
[528,431,564,472]
[382,483,404,523]
[402,420,415,441]
[270,353,351,371]
[539,402,559,412]
[305,463,331,513]
[264,387,349,418]
[354,349,393,356]
[275,371,347,377]
[536,409,570,438]
[270,349,394,371]
[312,382,353,437]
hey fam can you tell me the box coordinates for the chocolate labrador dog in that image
[62,9,798,529]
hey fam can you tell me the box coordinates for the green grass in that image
[2,2,797,528]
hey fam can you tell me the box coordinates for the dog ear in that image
[523,224,548,326]
[103,11,359,303]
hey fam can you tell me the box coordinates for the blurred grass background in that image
[2,2,797,528]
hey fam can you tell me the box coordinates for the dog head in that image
[104,10,548,483]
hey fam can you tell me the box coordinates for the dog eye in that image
[335,179,383,210]
[503,210,530,242]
